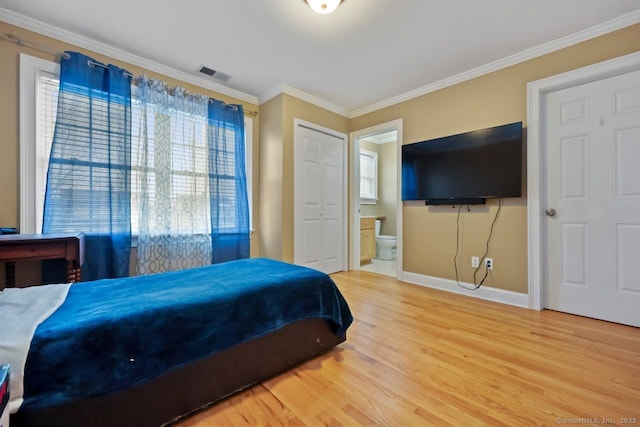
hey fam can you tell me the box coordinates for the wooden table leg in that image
[66,261,81,283]
[5,261,16,287]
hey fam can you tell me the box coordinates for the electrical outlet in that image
[485,258,493,270]
[471,256,479,268]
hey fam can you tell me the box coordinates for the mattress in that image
[2,258,352,413]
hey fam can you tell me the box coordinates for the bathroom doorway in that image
[349,119,403,279]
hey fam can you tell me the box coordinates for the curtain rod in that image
[2,32,259,117]
[2,32,69,59]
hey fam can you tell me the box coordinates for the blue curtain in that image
[42,51,132,280]
[207,100,250,263]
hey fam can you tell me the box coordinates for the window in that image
[20,54,252,235]
[360,148,378,204]
[129,97,212,235]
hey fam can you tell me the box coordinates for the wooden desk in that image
[0,232,85,287]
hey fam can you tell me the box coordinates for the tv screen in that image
[401,122,523,204]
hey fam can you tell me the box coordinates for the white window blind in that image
[35,73,59,233]
[130,100,212,235]
[209,125,242,231]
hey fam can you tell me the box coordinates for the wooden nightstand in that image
[0,232,85,287]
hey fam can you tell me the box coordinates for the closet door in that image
[294,120,346,274]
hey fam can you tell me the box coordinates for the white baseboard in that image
[401,271,529,308]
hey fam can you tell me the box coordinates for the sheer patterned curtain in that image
[208,100,250,263]
[43,51,132,281]
[132,76,213,274]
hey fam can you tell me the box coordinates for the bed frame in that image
[11,317,344,427]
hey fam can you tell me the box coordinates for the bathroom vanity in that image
[360,216,389,264]
[360,217,376,264]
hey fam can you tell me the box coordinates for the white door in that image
[294,121,345,274]
[544,69,640,327]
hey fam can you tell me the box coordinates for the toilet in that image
[375,220,397,261]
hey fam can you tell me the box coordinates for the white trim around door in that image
[349,119,403,279]
[527,51,640,310]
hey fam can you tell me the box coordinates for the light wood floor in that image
[177,270,640,426]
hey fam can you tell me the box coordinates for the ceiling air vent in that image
[198,66,232,83]
[199,66,216,77]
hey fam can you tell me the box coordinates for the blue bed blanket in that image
[22,258,352,409]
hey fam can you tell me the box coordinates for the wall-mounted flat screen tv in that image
[401,122,523,205]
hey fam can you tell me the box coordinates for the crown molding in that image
[259,83,350,118]
[0,8,259,105]
[257,84,284,105]
[3,7,639,119]
[349,9,640,118]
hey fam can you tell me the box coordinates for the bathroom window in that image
[360,149,378,204]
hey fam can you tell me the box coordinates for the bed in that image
[1,257,353,427]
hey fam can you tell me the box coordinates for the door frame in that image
[526,51,640,310]
[293,118,348,272]
[349,119,403,278]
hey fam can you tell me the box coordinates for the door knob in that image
[545,208,557,217]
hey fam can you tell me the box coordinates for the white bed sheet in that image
[0,283,70,413]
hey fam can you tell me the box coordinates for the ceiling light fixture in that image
[305,0,343,14]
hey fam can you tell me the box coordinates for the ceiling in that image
[2,0,640,116]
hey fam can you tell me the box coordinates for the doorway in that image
[350,119,403,279]
[528,52,640,327]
